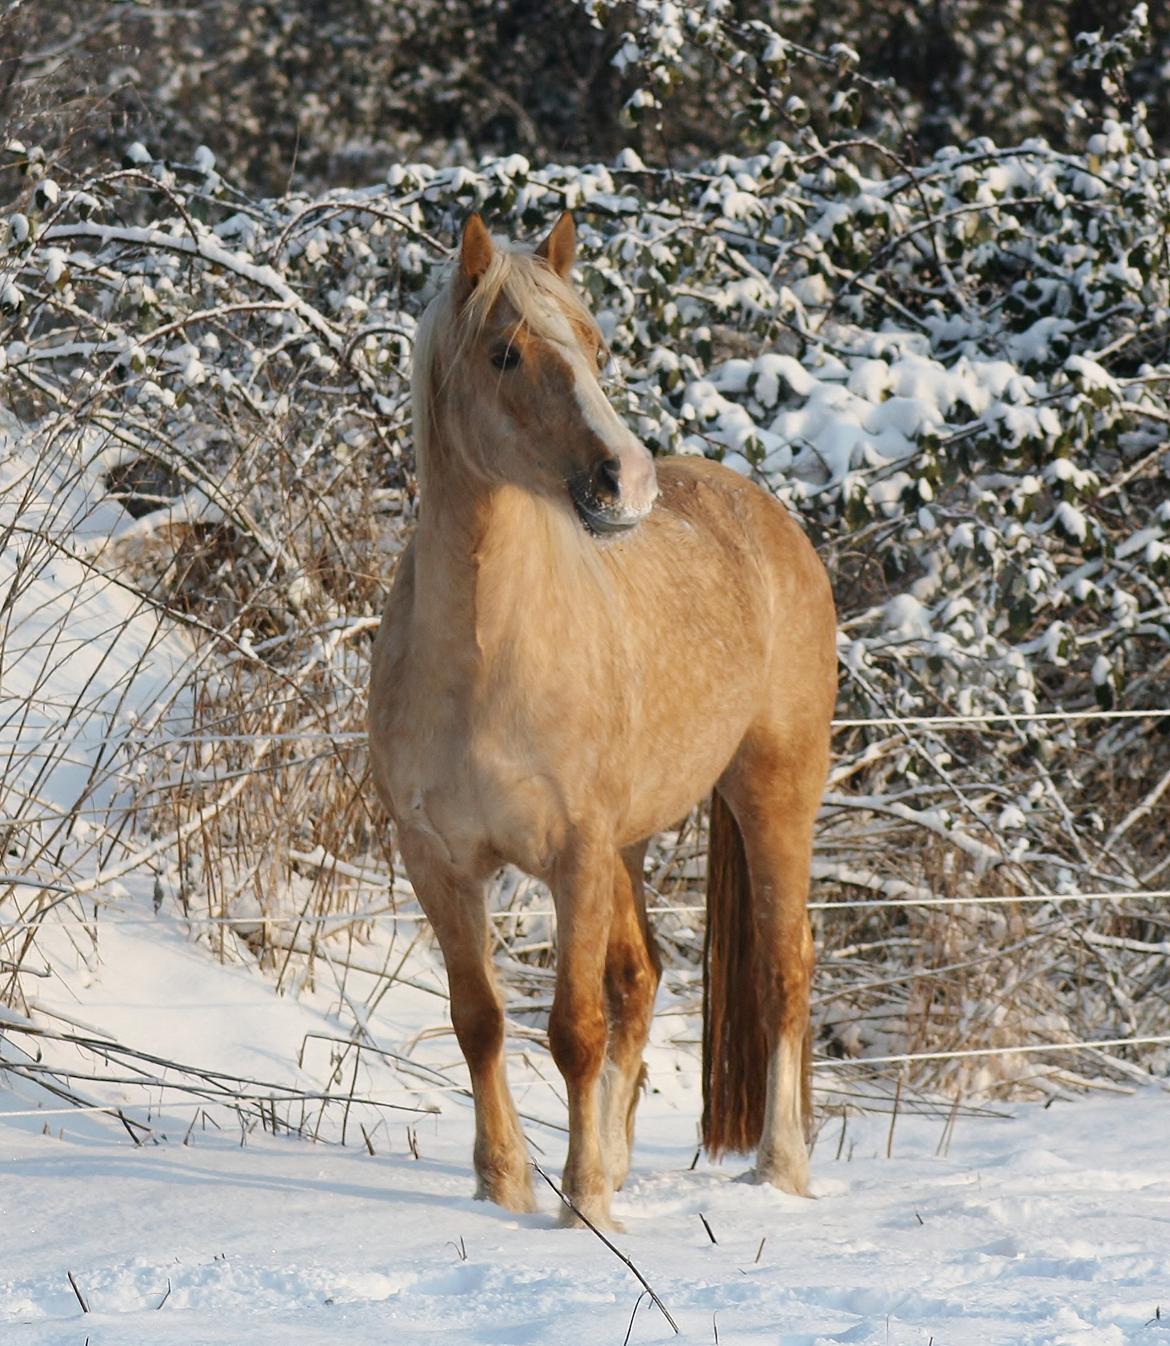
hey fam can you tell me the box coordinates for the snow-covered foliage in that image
[1,3,1167,1097]
[6,2,1170,184]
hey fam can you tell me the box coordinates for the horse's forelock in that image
[458,245,599,355]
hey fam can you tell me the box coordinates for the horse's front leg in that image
[549,838,617,1229]
[398,830,535,1214]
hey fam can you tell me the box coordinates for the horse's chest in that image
[389,684,570,877]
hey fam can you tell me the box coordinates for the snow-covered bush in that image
[5,2,1170,192]
[2,2,1167,1098]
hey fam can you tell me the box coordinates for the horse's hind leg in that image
[721,738,823,1196]
[601,841,661,1191]
[398,832,534,1213]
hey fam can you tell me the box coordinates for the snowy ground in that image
[3,959,1169,1346]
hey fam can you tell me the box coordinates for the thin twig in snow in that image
[531,1163,678,1336]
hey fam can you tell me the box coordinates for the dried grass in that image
[4,402,1168,1132]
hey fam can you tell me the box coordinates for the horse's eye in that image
[491,345,521,371]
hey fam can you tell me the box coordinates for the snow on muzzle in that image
[567,377,658,536]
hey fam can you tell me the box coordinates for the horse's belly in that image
[618,729,744,845]
[391,706,739,878]
[461,687,748,866]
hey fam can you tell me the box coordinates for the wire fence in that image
[23,702,1158,749]
[813,1034,1170,1071]
[833,706,1170,729]
[2,888,1168,931]
[3,699,1168,1093]
[4,886,1170,933]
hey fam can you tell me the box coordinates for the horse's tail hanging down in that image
[702,790,770,1156]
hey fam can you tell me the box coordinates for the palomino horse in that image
[368,212,836,1229]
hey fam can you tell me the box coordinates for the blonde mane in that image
[410,240,603,495]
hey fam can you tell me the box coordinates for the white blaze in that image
[571,365,658,518]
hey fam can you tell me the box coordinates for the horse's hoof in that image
[736,1164,812,1198]
[557,1193,624,1233]
[475,1173,538,1214]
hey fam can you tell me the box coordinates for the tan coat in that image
[368,213,836,1229]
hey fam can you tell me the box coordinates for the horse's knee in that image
[452,994,504,1073]
[549,999,607,1082]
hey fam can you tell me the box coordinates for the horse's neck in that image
[411,477,605,671]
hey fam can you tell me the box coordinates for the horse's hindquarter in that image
[655,459,838,729]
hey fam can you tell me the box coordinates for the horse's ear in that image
[457,213,494,298]
[535,211,576,280]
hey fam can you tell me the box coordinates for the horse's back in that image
[638,455,836,715]
[652,456,828,597]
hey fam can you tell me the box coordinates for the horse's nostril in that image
[595,457,622,501]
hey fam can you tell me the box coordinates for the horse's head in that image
[418,212,658,536]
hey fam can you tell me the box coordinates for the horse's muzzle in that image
[568,451,657,537]
[570,492,642,535]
